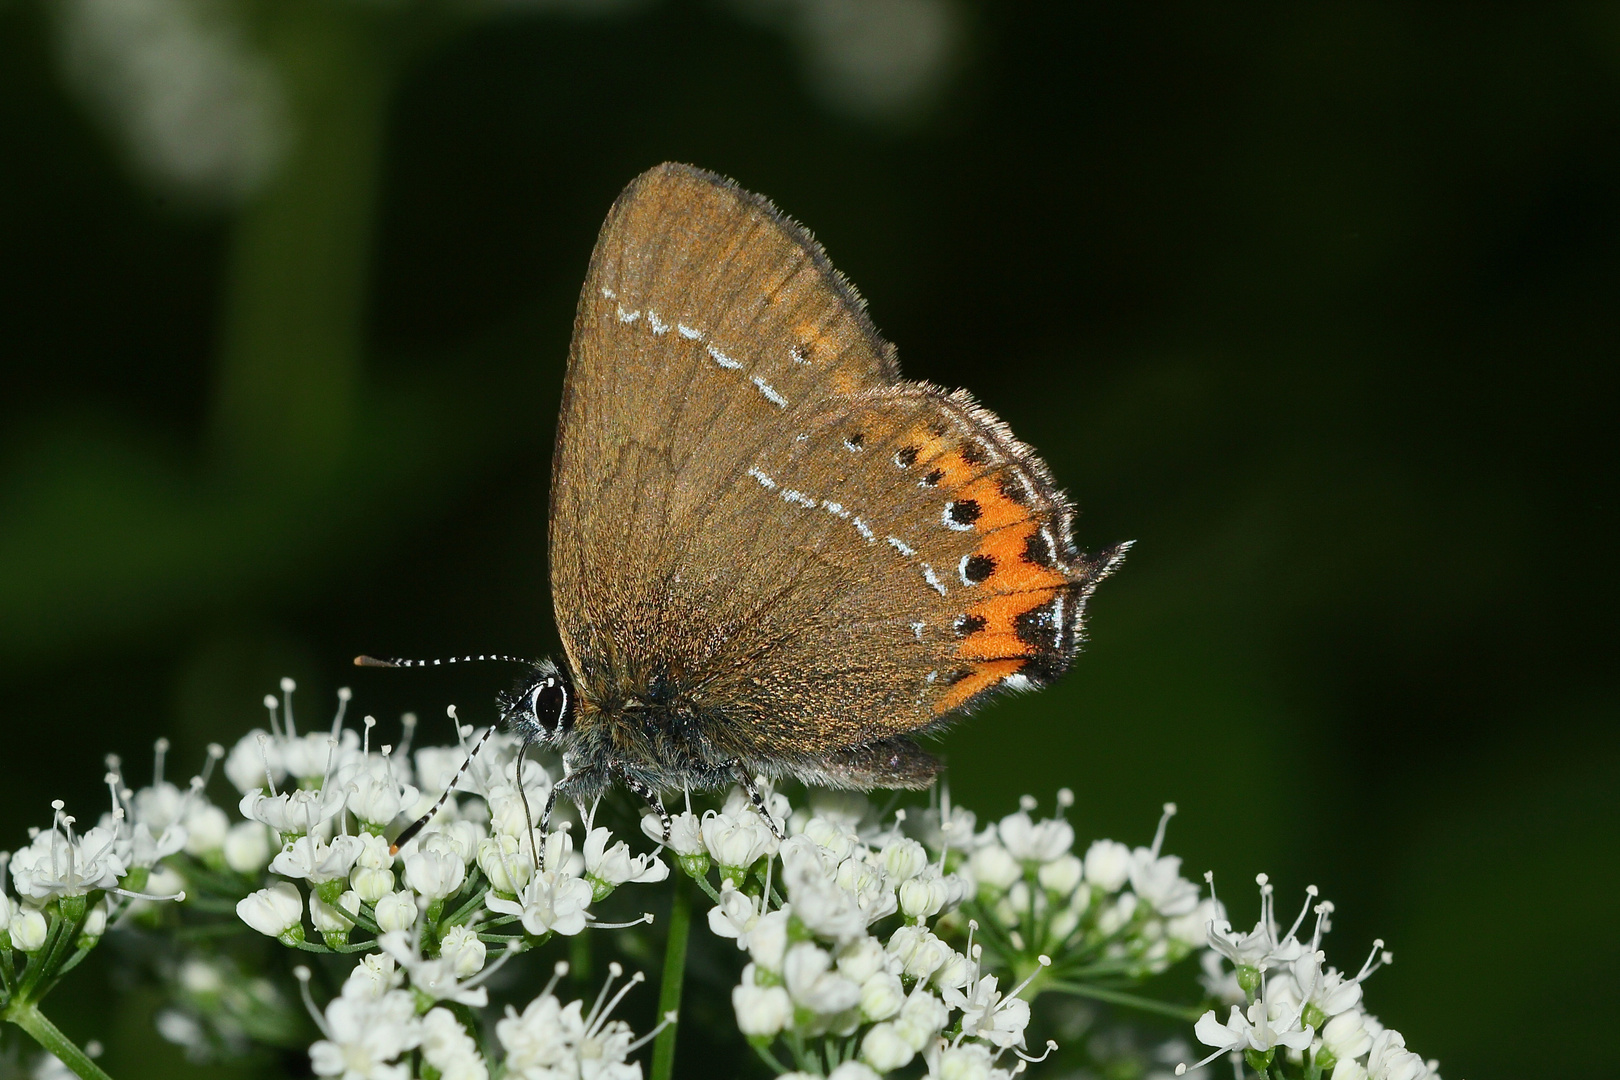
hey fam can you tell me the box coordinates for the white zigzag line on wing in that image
[739,466,945,597]
[602,287,789,409]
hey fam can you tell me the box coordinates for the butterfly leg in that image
[618,771,671,843]
[731,763,785,840]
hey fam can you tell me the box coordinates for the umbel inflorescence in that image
[0,682,1443,1080]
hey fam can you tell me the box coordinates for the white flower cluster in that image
[190,679,668,1071]
[296,953,668,1080]
[677,786,1056,1080]
[0,676,1459,1080]
[930,794,1215,989]
[221,681,665,951]
[1180,874,1441,1080]
[0,736,202,1015]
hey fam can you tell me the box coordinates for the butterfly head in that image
[500,659,574,746]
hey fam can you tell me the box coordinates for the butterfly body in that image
[492,163,1127,815]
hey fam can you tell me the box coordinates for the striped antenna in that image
[354,654,530,668]
[390,724,499,854]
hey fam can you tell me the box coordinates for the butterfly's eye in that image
[529,676,572,738]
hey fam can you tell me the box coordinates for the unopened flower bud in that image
[10,907,48,952]
[309,890,360,946]
[969,844,1021,891]
[859,971,904,1021]
[1084,839,1132,892]
[236,882,303,944]
[860,1023,915,1071]
[183,804,230,857]
[476,834,532,895]
[733,977,792,1037]
[1038,853,1084,895]
[439,924,487,978]
[373,890,418,933]
[898,875,948,921]
[880,838,928,882]
[223,821,272,874]
[350,865,395,904]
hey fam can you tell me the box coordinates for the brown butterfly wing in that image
[551,164,1123,789]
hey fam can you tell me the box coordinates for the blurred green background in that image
[2,1,1616,1077]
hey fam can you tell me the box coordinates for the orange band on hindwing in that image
[930,459,1080,716]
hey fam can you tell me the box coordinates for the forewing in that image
[551,163,898,681]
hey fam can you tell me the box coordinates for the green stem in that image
[1043,980,1205,1022]
[689,871,724,906]
[4,1002,115,1080]
[649,873,692,1080]
[750,1039,790,1075]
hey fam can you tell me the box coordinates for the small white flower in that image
[707,882,762,946]
[899,873,949,921]
[642,809,706,856]
[237,881,303,941]
[484,870,593,937]
[748,908,791,970]
[803,816,861,862]
[945,971,1034,1050]
[421,1008,487,1080]
[475,834,532,896]
[10,906,48,952]
[1083,839,1133,891]
[223,821,273,873]
[403,835,467,901]
[1037,853,1084,895]
[240,787,343,837]
[1366,1028,1428,1080]
[1182,1001,1314,1073]
[378,931,492,1008]
[10,819,125,900]
[896,988,949,1050]
[859,971,904,1020]
[924,1042,1014,1080]
[786,865,869,946]
[828,1061,882,1080]
[351,865,396,904]
[733,968,794,1037]
[1206,875,1312,973]
[886,924,950,982]
[309,890,360,937]
[308,986,422,1080]
[271,833,364,884]
[224,730,283,795]
[344,953,402,1000]
[836,936,893,984]
[969,844,1021,891]
[783,942,860,1015]
[583,826,668,894]
[702,811,779,877]
[496,964,650,1080]
[860,1021,916,1071]
[373,890,418,934]
[998,805,1074,862]
[1321,1009,1374,1064]
[439,925,487,979]
[880,837,929,881]
[182,803,229,856]
[931,947,975,993]
[346,759,420,830]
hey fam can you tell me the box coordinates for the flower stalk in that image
[4,1001,114,1080]
[650,870,693,1080]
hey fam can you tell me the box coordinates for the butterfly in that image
[372,163,1126,842]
